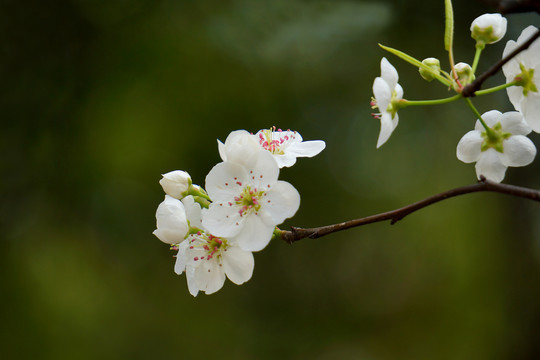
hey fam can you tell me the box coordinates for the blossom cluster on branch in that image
[371,13,540,183]
[153,0,540,296]
[153,129,325,295]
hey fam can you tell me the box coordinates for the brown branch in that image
[461,28,540,97]
[280,176,540,244]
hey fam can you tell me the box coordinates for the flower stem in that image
[401,94,461,107]
[464,98,493,136]
[474,81,518,96]
[471,46,483,74]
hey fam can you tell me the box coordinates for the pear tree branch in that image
[281,176,540,244]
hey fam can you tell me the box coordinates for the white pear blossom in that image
[502,25,540,132]
[217,130,262,169]
[153,195,189,244]
[203,150,300,252]
[218,128,326,168]
[175,196,254,296]
[159,170,192,199]
[254,128,325,168]
[457,110,536,183]
[470,13,507,45]
[371,57,404,148]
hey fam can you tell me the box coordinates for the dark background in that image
[1,0,539,359]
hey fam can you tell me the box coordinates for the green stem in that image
[401,94,461,107]
[471,46,483,74]
[464,98,493,136]
[475,81,518,96]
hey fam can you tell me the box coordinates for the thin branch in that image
[461,28,540,97]
[281,176,540,244]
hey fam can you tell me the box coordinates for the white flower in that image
[371,57,404,148]
[457,110,536,183]
[502,25,540,132]
[153,195,189,244]
[253,128,325,168]
[470,13,507,45]
[159,170,192,199]
[175,196,254,296]
[202,150,300,252]
[218,128,325,168]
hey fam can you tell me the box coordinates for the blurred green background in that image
[1,0,539,359]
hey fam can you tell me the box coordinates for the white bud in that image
[153,195,189,244]
[159,170,192,199]
[470,13,507,45]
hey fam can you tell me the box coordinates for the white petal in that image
[500,135,536,166]
[476,150,507,183]
[380,57,398,90]
[230,215,275,252]
[186,266,199,297]
[273,154,297,168]
[153,195,189,244]
[376,112,397,148]
[205,161,248,202]
[521,93,540,133]
[286,140,326,159]
[191,260,225,295]
[218,139,227,162]
[174,241,190,275]
[480,110,502,128]
[457,130,483,163]
[373,77,391,110]
[506,85,524,111]
[221,130,261,168]
[263,181,301,225]
[394,83,404,100]
[500,111,530,135]
[223,246,254,285]
[202,203,243,238]
[182,196,203,229]
[250,150,280,190]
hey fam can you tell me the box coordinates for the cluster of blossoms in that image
[371,12,539,183]
[153,128,325,295]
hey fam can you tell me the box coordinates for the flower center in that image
[481,122,511,153]
[234,185,265,216]
[257,127,297,155]
[517,63,538,96]
[189,231,229,262]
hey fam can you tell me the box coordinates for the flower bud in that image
[153,195,189,244]
[470,13,507,46]
[159,170,192,199]
[454,62,475,86]
[419,57,441,82]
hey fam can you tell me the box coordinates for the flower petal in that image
[380,57,398,90]
[250,150,280,190]
[500,111,531,135]
[174,240,190,275]
[205,161,248,202]
[202,203,243,238]
[263,181,301,225]
[186,266,199,297]
[223,246,254,285]
[475,149,507,182]
[457,130,483,163]
[230,214,275,252]
[286,140,326,158]
[153,195,189,244]
[182,196,203,229]
[521,92,540,133]
[220,130,261,168]
[373,77,391,110]
[376,112,398,148]
[500,135,536,166]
